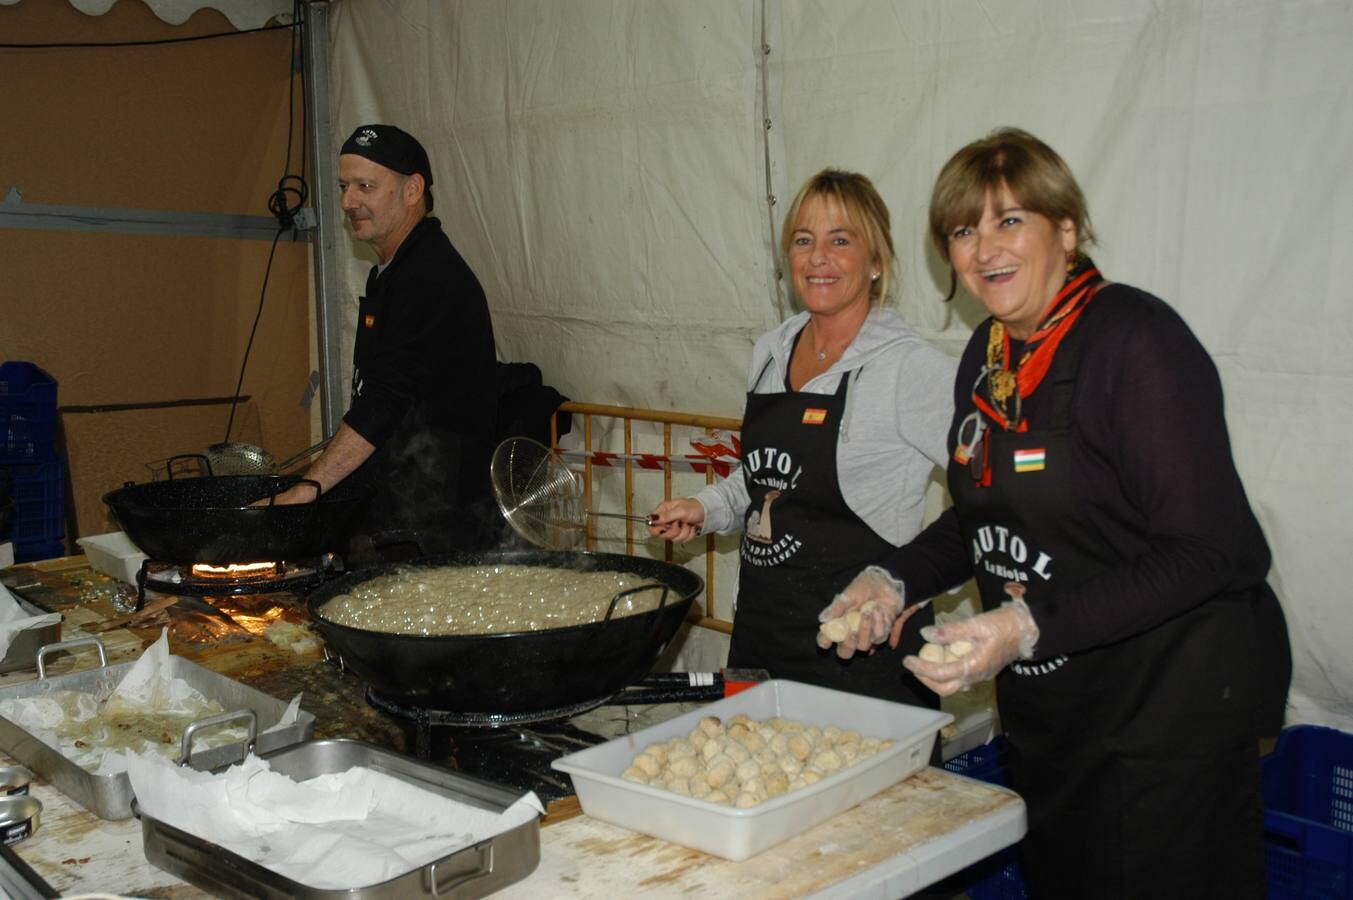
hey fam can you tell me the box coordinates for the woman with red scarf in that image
[820,128,1291,898]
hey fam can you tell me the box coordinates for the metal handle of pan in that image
[601,582,671,623]
[165,453,212,479]
[427,840,494,896]
[178,708,258,769]
[35,637,108,680]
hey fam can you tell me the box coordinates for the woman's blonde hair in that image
[780,168,895,305]
[929,127,1095,269]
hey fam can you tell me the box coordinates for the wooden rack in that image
[551,401,740,635]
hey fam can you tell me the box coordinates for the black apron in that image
[727,360,934,708]
[950,324,1269,899]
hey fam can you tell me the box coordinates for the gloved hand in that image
[648,498,705,544]
[902,598,1040,696]
[815,566,906,660]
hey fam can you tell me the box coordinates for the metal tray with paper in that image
[0,590,61,675]
[138,738,542,899]
[0,637,315,820]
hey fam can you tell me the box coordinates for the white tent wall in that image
[327,0,1353,729]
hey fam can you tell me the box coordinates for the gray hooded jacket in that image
[694,307,955,546]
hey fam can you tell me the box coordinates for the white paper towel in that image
[125,750,543,890]
[0,582,61,659]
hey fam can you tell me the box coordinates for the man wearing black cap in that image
[275,124,499,554]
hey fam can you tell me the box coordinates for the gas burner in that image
[366,688,609,733]
[365,688,609,802]
[133,555,340,608]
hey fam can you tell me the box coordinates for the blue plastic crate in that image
[941,738,1030,900]
[14,538,66,563]
[0,459,64,546]
[0,362,58,463]
[1263,725,1353,900]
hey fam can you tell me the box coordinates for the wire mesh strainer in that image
[491,437,653,549]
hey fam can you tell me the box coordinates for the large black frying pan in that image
[307,549,703,714]
[104,473,372,564]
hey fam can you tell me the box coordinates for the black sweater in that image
[883,283,1274,659]
[343,217,498,547]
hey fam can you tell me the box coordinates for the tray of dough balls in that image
[551,679,952,861]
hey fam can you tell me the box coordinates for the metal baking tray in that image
[0,589,60,675]
[0,637,315,820]
[139,738,541,899]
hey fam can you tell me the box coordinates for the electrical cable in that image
[0,22,292,50]
[223,0,311,443]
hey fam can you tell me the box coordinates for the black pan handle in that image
[257,478,322,505]
[602,581,670,623]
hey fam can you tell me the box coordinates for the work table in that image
[1,557,1024,898]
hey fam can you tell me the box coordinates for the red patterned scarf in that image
[973,255,1103,433]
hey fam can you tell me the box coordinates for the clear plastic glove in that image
[815,566,907,660]
[902,598,1040,696]
[648,498,705,544]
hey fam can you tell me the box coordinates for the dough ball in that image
[919,642,947,664]
[698,715,723,737]
[704,789,731,805]
[754,748,778,766]
[632,752,661,777]
[667,776,692,796]
[778,754,804,777]
[706,755,736,789]
[667,737,695,758]
[689,776,712,798]
[820,618,849,643]
[702,735,727,761]
[735,758,761,782]
[947,639,975,660]
[845,610,862,631]
[839,729,861,745]
[769,733,790,755]
[765,771,790,798]
[787,733,813,762]
[741,732,767,754]
[838,742,861,764]
[644,743,669,765]
[823,726,842,743]
[689,728,710,750]
[727,722,750,742]
[809,749,843,773]
[799,770,822,786]
[729,713,751,727]
[725,741,751,764]
[622,766,649,784]
[735,791,761,809]
[804,726,823,743]
[669,754,701,778]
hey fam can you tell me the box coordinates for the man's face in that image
[338,154,416,253]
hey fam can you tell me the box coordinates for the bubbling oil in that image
[318,564,666,635]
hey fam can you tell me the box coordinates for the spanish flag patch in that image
[802,408,828,426]
[363,314,376,328]
[1013,448,1046,473]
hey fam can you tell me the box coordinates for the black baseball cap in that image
[340,124,434,186]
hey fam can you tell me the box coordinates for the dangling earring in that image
[870,272,880,282]
[1065,248,1081,273]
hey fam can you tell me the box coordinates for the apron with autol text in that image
[728,363,933,707]
[949,321,1268,899]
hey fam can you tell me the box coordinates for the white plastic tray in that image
[76,532,147,584]
[551,679,952,861]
